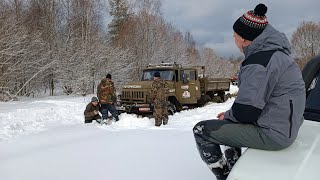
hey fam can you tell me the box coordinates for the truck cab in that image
[227,55,320,180]
[141,64,202,105]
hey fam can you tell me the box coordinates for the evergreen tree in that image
[108,0,131,40]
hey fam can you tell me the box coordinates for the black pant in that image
[84,115,101,123]
[193,120,285,179]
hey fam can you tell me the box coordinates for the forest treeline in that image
[0,0,319,100]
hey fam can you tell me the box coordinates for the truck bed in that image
[204,77,230,92]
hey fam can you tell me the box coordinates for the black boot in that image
[114,116,119,122]
[84,120,93,124]
[210,164,230,180]
[193,123,230,179]
[155,118,162,126]
[224,147,241,170]
[162,117,168,125]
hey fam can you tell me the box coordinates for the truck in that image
[116,62,230,115]
[227,55,320,180]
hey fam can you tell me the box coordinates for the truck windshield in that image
[304,70,320,122]
[142,70,175,81]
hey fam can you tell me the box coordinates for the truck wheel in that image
[117,110,125,115]
[218,91,225,102]
[168,102,177,115]
[198,95,211,106]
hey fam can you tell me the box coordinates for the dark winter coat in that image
[224,25,306,147]
[84,102,100,121]
[97,79,117,104]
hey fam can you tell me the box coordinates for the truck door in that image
[177,69,201,104]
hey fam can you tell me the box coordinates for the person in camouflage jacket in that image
[97,74,119,122]
[150,72,169,126]
[84,97,101,123]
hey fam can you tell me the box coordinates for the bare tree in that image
[199,47,235,78]
[185,31,200,65]
[0,0,239,101]
[55,0,107,95]
[291,21,320,68]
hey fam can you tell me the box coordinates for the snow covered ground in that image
[0,86,238,180]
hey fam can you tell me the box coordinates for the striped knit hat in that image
[233,4,268,41]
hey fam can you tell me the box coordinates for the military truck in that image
[116,63,230,115]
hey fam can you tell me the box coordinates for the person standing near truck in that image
[193,4,306,180]
[97,74,119,123]
[150,72,169,126]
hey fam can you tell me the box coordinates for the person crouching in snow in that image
[84,97,101,124]
[193,3,306,180]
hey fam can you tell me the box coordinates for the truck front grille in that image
[122,91,146,103]
[133,91,144,99]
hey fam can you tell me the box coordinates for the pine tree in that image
[108,0,131,40]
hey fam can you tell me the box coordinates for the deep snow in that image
[0,85,238,180]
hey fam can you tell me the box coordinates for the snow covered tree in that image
[109,0,190,79]
[199,47,235,78]
[185,31,200,66]
[0,0,230,100]
[291,21,320,68]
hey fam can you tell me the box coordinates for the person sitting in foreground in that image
[193,3,306,180]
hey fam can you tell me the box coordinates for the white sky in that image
[0,86,238,180]
[162,0,320,57]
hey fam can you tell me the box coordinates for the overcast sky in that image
[161,0,320,58]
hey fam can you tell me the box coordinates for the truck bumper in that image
[116,104,153,114]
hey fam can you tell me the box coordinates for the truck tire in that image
[198,95,211,106]
[218,91,225,102]
[168,102,177,115]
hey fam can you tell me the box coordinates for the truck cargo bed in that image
[201,77,230,92]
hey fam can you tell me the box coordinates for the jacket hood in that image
[244,25,292,58]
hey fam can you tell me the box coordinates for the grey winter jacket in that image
[224,25,306,147]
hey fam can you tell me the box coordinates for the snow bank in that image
[0,85,238,143]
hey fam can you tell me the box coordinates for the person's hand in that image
[217,112,225,120]
[94,110,99,115]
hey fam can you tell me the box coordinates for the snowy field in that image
[0,86,238,180]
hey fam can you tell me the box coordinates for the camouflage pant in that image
[153,107,168,126]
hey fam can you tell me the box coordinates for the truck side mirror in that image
[182,74,189,84]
